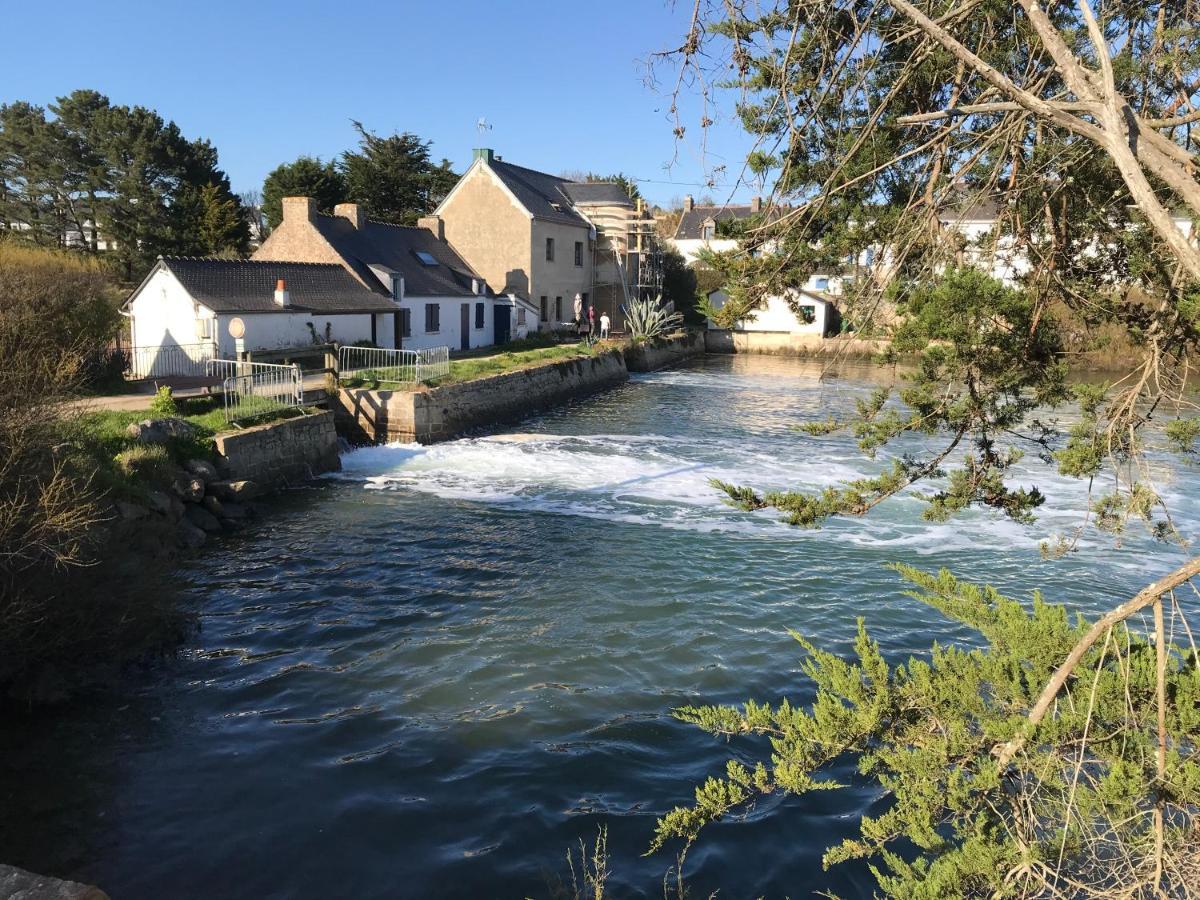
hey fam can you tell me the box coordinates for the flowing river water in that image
[3,355,1197,898]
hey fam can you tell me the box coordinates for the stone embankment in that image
[336,349,630,444]
[704,330,887,357]
[624,331,705,372]
[116,410,341,554]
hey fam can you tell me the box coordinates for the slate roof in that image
[561,182,634,207]
[938,197,1003,223]
[675,203,776,240]
[312,215,484,297]
[155,257,398,314]
[486,160,591,226]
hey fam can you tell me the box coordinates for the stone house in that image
[429,148,660,333]
[255,197,493,351]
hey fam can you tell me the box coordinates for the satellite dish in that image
[228,317,245,339]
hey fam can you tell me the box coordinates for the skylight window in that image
[414,251,438,266]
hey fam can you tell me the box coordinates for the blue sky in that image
[3,0,763,208]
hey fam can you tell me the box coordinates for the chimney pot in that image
[684,195,694,212]
[473,148,495,163]
[417,215,444,241]
[334,202,365,229]
[274,278,291,308]
[750,196,762,213]
[281,196,316,224]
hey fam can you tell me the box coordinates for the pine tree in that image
[261,155,345,230]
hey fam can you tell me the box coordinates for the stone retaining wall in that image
[336,350,629,444]
[214,410,341,487]
[705,330,888,357]
[623,331,705,372]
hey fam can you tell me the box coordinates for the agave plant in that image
[624,294,684,341]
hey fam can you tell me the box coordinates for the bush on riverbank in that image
[0,246,191,705]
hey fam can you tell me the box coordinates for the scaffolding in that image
[587,198,664,332]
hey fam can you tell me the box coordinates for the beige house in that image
[430,148,660,333]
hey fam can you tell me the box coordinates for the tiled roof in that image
[562,182,634,207]
[674,204,771,240]
[487,160,591,226]
[158,258,398,314]
[938,198,1003,223]
[312,215,484,297]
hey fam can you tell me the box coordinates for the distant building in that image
[670,195,770,265]
[705,287,837,339]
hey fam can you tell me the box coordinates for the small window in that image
[391,275,403,300]
[555,296,562,321]
[545,237,555,261]
[702,223,715,241]
[414,251,438,266]
[517,307,526,326]
[574,241,583,267]
[814,277,829,291]
[475,302,485,329]
[798,305,816,324]
[540,296,548,322]
[400,308,412,338]
[425,303,440,333]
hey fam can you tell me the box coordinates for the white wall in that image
[216,311,389,356]
[128,268,218,353]
[672,236,740,266]
[398,295,494,352]
[708,288,829,335]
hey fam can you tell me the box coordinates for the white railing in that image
[338,345,450,386]
[209,359,304,425]
[125,343,215,379]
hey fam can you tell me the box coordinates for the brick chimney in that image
[282,196,316,223]
[750,196,762,213]
[334,202,365,229]
[274,278,291,308]
[417,215,444,241]
[684,195,694,212]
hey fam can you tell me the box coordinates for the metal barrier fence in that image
[126,343,215,379]
[207,359,304,425]
[338,345,450,385]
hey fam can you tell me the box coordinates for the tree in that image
[261,155,345,230]
[340,121,458,225]
[645,2,1200,895]
[0,90,249,276]
[659,246,702,325]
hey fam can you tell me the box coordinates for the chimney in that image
[334,202,365,229]
[281,196,316,224]
[684,195,694,212]
[417,215,444,241]
[274,278,291,308]
[473,148,495,163]
[750,196,762,213]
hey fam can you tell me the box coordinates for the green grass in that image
[440,343,600,384]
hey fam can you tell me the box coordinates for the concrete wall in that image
[706,330,887,357]
[214,410,341,487]
[438,164,534,299]
[215,310,385,356]
[335,350,629,444]
[624,331,705,372]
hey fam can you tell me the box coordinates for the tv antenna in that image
[476,117,493,136]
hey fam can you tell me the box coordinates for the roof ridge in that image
[491,158,567,184]
[162,255,346,267]
[314,210,424,231]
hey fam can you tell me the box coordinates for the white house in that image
[706,286,836,337]
[124,257,402,375]
[670,195,771,265]
[254,198,497,352]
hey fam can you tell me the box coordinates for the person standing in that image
[599,312,610,339]
[587,305,595,336]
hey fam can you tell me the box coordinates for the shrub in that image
[113,444,176,486]
[148,385,177,417]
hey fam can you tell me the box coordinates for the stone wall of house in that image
[214,410,341,486]
[623,331,706,372]
[705,330,887,357]
[335,350,629,444]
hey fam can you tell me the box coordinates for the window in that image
[517,308,527,326]
[555,296,562,322]
[798,305,816,324]
[545,237,555,261]
[195,317,214,341]
[574,241,583,267]
[391,275,403,300]
[702,222,715,241]
[425,303,440,333]
[540,296,548,322]
[475,302,485,329]
[414,251,438,266]
[400,308,412,338]
[814,277,829,291]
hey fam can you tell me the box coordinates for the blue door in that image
[494,305,511,345]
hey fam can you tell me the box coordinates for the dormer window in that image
[702,221,716,241]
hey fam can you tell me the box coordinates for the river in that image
[2,355,1196,898]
